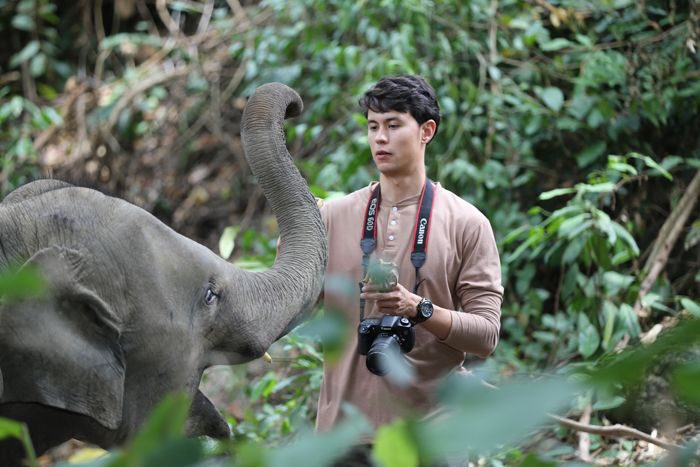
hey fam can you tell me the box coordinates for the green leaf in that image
[680,297,700,317]
[557,213,590,238]
[671,363,700,405]
[591,319,700,388]
[539,187,576,200]
[108,392,192,467]
[420,375,578,459]
[611,222,639,256]
[373,420,419,467]
[579,182,616,194]
[0,265,47,302]
[0,417,23,440]
[592,394,626,411]
[562,236,585,264]
[601,301,616,351]
[11,14,34,31]
[30,53,46,77]
[576,142,606,168]
[540,38,576,51]
[578,313,600,358]
[140,438,204,467]
[218,226,239,260]
[250,373,277,402]
[602,271,634,297]
[267,410,371,467]
[10,40,40,68]
[0,418,37,466]
[629,152,673,180]
[537,87,564,112]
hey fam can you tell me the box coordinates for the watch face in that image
[419,298,433,320]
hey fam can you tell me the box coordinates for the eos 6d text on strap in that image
[358,179,436,320]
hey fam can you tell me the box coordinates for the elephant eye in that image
[204,287,219,306]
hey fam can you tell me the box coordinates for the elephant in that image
[0,83,327,464]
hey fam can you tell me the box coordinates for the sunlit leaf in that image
[373,420,419,467]
[67,447,109,463]
[219,226,239,259]
[680,297,700,317]
[0,265,47,302]
[0,417,23,440]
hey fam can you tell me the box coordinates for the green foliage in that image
[0,417,37,467]
[2,0,699,463]
[0,91,61,192]
[54,393,201,467]
[501,153,695,367]
[229,332,324,445]
[0,264,46,301]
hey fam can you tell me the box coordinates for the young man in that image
[316,75,503,435]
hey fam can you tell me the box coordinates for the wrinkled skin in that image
[0,83,326,464]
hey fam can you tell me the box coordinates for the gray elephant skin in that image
[0,83,326,463]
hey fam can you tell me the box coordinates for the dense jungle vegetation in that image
[1,0,699,465]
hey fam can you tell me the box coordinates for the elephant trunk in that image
[234,83,327,357]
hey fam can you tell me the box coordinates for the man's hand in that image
[361,283,421,319]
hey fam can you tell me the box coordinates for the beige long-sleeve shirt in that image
[316,182,503,432]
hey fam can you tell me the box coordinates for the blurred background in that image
[1,0,699,465]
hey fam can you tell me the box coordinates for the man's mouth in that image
[376,150,391,156]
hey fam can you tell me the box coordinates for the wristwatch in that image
[413,297,433,324]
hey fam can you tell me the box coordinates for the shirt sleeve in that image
[440,214,503,357]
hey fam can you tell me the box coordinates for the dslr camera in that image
[357,315,415,376]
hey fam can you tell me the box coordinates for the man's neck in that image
[378,169,426,202]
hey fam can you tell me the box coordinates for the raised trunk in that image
[235,83,327,355]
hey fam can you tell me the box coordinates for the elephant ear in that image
[0,246,125,430]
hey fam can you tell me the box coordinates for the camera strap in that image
[358,179,435,320]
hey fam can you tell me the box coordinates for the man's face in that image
[367,110,431,177]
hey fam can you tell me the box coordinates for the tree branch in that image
[548,414,681,451]
[577,404,592,462]
[634,169,700,318]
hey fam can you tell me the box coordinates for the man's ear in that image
[0,246,125,430]
[421,119,437,144]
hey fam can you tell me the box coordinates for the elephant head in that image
[0,83,326,460]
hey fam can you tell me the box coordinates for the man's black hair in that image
[359,75,441,138]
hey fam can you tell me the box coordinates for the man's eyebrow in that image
[368,115,401,124]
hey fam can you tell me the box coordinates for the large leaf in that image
[265,409,372,467]
[671,362,700,405]
[104,392,195,467]
[373,420,419,467]
[416,374,578,461]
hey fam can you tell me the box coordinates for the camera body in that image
[357,315,415,375]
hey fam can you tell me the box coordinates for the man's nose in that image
[374,127,388,143]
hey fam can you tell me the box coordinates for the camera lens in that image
[366,334,401,376]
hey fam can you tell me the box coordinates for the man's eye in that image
[205,288,219,305]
